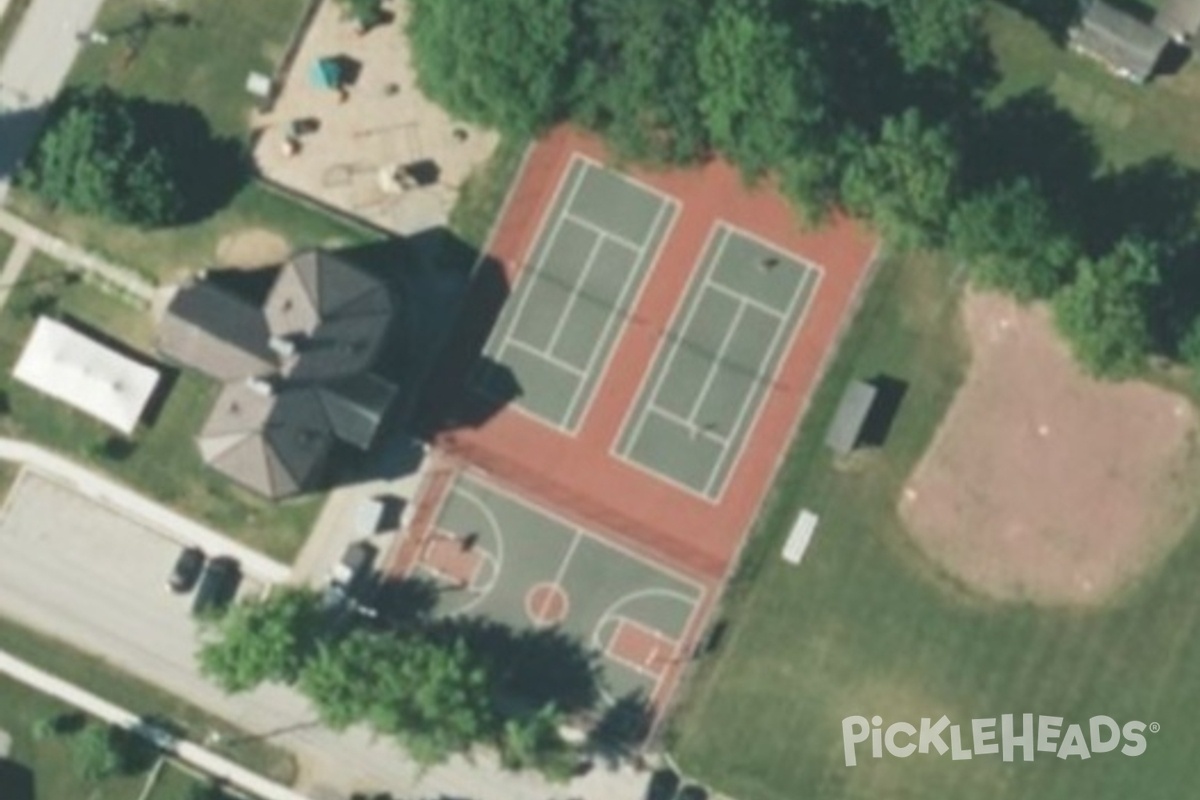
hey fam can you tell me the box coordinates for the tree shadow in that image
[960,90,1101,232]
[995,0,1081,42]
[371,574,441,627]
[1083,157,1200,255]
[430,616,601,715]
[0,759,34,800]
[588,691,653,766]
[123,96,249,224]
[0,103,50,183]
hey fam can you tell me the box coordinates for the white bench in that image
[782,509,819,565]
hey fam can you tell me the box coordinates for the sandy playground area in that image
[900,291,1200,605]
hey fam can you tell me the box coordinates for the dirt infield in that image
[214,228,291,268]
[900,292,1200,605]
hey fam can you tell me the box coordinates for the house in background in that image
[157,250,399,499]
[1069,0,1171,83]
[1155,0,1200,43]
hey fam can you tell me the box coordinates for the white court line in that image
[614,225,733,459]
[682,300,748,423]
[485,157,589,363]
[645,404,729,446]
[505,338,587,377]
[565,212,645,252]
[705,279,787,321]
[459,471,707,597]
[701,260,824,498]
[571,152,680,215]
[421,486,509,617]
[541,224,607,363]
[562,197,679,428]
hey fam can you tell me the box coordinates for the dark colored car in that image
[644,768,680,800]
[677,785,709,800]
[191,556,241,617]
[167,546,205,594]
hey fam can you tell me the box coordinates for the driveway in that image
[0,0,106,198]
[0,469,652,800]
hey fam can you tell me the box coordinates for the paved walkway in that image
[0,233,31,308]
[0,437,291,583]
[0,648,310,800]
[0,208,154,299]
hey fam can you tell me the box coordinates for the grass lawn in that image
[449,136,530,249]
[0,228,13,263]
[985,3,1200,168]
[0,672,151,800]
[9,0,382,282]
[10,182,379,284]
[0,254,321,560]
[669,250,1200,800]
[71,0,309,140]
[144,761,230,800]
[0,614,295,784]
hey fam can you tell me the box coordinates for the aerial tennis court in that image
[615,224,821,499]
[473,155,677,432]
[412,473,703,701]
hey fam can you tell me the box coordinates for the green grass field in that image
[669,250,1200,800]
[0,254,320,560]
[0,672,150,799]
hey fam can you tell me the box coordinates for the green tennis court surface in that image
[474,156,677,431]
[414,473,702,701]
[616,224,820,499]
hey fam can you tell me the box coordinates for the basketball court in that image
[411,472,704,701]
[614,224,821,498]
[472,155,678,432]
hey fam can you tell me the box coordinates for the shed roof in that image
[1155,0,1200,41]
[824,380,877,456]
[1071,1,1170,82]
[13,317,161,435]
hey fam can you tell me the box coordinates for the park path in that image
[0,0,106,200]
[0,207,155,300]
[0,648,311,800]
[0,234,31,307]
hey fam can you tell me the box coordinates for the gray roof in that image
[198,382,335,499]
[156,283,275,380]
[824,380,877,456]
[160,250,399,499]
[1155,0,1200,41]
[1071,1,1170,82]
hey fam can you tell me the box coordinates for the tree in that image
[20,87,183,226]
[498,704,576,781]
[338,0,385,31]
[301,629,496,764]
[406,0,577,135]
[885,0,983,73]
[950,178,1080,301]
[841,109,960,248]
[1053,238,1160,379]
[198,588,323,693]
[573,0,711,164]
[696,0,829,177]
[71,724,122,781]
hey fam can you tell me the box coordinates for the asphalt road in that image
[0,470,649,800]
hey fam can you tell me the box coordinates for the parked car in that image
[191,556,240,617]
[167,546,205,594]
[644,768,680,800]
[323,541,378,611]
